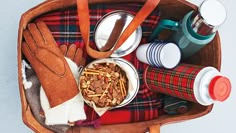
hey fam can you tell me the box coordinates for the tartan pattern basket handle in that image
[18,0,221,133]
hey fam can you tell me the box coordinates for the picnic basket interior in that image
[17,0,221,132]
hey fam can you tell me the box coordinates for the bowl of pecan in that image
[79,58,139,109]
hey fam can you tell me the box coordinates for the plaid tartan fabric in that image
[34,3,163,126]
[144,63,205,102]
[35,4,160,60]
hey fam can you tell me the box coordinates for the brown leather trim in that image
[18,0,220,132]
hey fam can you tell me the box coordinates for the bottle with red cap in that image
[144,64,231,106]
[193,66,231,105]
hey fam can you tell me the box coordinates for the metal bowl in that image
[79,58,140,109]
[94,11,142,57]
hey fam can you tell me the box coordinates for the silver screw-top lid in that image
[191,0,227,36]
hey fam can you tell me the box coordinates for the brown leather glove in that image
[59,44,86,66]
[22,21,79,108]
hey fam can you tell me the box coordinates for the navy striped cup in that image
[136,41,181,69]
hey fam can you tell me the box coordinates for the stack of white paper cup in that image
[136,41,181,69]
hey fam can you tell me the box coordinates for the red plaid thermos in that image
[144,63,231,105]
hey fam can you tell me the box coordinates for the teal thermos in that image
[172,0,227,58]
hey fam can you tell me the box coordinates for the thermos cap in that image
[209,76,231,102]
[191,0,227,36]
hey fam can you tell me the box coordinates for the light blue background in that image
[0,0,235,132]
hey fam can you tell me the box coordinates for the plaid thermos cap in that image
[144,63,231,106]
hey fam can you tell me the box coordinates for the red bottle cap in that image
[209,76,231,102]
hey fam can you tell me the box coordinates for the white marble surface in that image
[0,0,235,132]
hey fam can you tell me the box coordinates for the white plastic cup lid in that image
[160,43,181,69]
